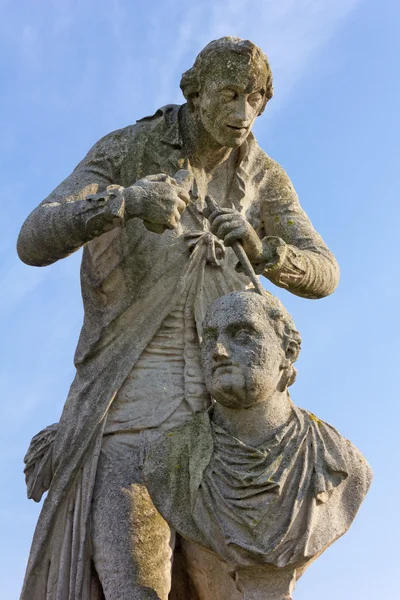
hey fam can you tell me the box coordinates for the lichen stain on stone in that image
[309,412,322,427]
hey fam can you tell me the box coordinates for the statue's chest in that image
[120,133,185,186]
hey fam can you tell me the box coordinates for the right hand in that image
[125,171,192,233]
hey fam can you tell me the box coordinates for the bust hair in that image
[248,290,302,388]
[180,37,274,115]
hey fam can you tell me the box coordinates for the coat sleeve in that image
[257,161,339,299]
[17,127,135,267]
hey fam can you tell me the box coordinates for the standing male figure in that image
[18,37,339,599]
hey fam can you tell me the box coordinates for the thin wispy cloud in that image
[0,0,363,129]
[137,0,363,109]
[0,260,47,315]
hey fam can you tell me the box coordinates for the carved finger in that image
[211,213,241,229]
[165,219,177,230]
[176,188,190,205]
[175,198,188,215]
[213,220,244,239]
[207,207,235,225]
[223,227,247,247]
[166,210,182,229]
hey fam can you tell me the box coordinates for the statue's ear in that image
[285,340,300,364]
[279,340,300,391]
[189,92,200,112]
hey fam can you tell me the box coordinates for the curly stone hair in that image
[180,37,274,115]
[248,290,301,388]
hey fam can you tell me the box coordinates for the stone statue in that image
[18,37,339,599]
[144,291,372,599]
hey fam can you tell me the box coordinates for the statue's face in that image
[193,51,267,148]
[201,294,284,408]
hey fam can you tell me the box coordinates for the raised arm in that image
[257,162,339,299]
[17,126,191,267]
[207,161,339,299]
[16,129,132,266]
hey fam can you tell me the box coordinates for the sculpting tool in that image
[204,195,266,296]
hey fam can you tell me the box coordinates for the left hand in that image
[205,207,263,264]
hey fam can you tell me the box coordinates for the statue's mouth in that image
[212,362,234,373]
[226,124,248,133]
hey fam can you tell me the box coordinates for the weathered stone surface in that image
[144,291,372,599]
[19,37,340,599]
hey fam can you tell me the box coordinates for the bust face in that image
[201,293,285,408]
[193,51,268,148]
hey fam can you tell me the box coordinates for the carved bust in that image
[144,291,372,599]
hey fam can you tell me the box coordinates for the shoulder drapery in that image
[144,406,372,570]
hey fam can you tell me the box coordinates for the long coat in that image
[18,105,339,599]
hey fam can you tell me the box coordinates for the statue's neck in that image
[212,392,293,447]
[180,104,233,172]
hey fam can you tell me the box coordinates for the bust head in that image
[180,37,273,148]
[201,291,301,409]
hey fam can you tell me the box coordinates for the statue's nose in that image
[213,340,230,360]
[232,96,252,124]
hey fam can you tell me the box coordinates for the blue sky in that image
[1,0,398,597]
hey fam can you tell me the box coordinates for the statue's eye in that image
[248,92,263,106]
[234,329,253,343]
[220,90,236,102]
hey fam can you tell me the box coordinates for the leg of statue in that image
[181,539,297,600]
[235,565,297,600]
[91,432,175,600]
[181,539,242,600]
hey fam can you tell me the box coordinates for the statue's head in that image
[201,291,301,409]
[180,37,273,148]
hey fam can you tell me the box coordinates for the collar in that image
[136,104,183,148]
[141,103,259,210]
[160,105,184,149]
